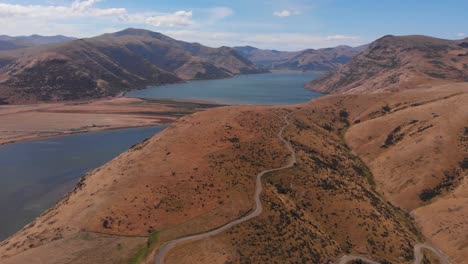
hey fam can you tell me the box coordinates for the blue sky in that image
[1,0,467,50]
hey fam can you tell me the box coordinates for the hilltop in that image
[0,28,266,104]
[306,35,468,93]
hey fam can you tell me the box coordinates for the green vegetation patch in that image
[129,231,160,264]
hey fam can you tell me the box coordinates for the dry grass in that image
[0,82,466,264]
[0,97,220,145]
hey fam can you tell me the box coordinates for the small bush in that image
[459,158,468,170]
[419,188,439,202]
[339,110,349,119]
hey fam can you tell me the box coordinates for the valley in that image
[1,79,465,263]
[0,70,323,259]
[0,21,467,264]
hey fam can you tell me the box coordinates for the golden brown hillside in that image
[345,83,468,263]
[2,82,465,264]
[306,35,468,94]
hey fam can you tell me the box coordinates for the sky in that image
[0,0,467,51]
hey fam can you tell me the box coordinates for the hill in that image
[0,29,266,104]
[0,96,422,264]
[0,34,466,264]
[306,35,468,93]
[2,83,466,263]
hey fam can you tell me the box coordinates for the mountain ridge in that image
[0,28,267,104]
[234,44,366,71]
[0,34,76,51]
[306,34,468,93]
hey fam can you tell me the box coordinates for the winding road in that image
[338,243,451,264]
[153,110,451,264]
[154,110,298,264]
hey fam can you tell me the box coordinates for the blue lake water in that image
[0,126,166,240]
[0,71,324,241]
[126,71,323,105]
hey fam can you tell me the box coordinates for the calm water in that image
[0,126,166,240]
[126,71,323,105]
[0,71,323,241]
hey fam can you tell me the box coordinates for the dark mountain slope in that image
[0,28,266,104]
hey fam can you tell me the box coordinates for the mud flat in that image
[0,97,220,145]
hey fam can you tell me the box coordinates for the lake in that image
[126,71,323,105]
[0,71,324,241]
[0,126,166,240]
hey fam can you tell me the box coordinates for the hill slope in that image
[0,96,425,264]
[306,35,468,93]
[0,29,266,104]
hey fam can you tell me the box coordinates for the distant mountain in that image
[0,40,30,51]
[273,45,367,71]
[306,35,468,93]
[0,35,76,51]
[234,46,301,67]
[234,45,366,71]
[0,28,267,104]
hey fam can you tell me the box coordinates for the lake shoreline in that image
[0,97,222,146]
[0,125,169,241]
[126,71,323,105]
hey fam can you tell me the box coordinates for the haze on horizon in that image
[1,0,467,51]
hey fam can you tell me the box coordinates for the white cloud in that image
[208,7,234,20]
[0,0,126,19]
[456,33,466,37]
[273,10,290,17]
[145,11,193,27]
[161,30,363,51]
[273,9,299,18]
[0,0,195,35]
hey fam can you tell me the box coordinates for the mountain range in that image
[0,29,267,104]
[234,45,366,71]
[0,31,467,264]
[0,35,76,51]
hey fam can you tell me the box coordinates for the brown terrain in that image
[0,34,467,264]
[0,97,221,145]
[0,28,266,104]
[1,84,465,264]
[306,35,468,93]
